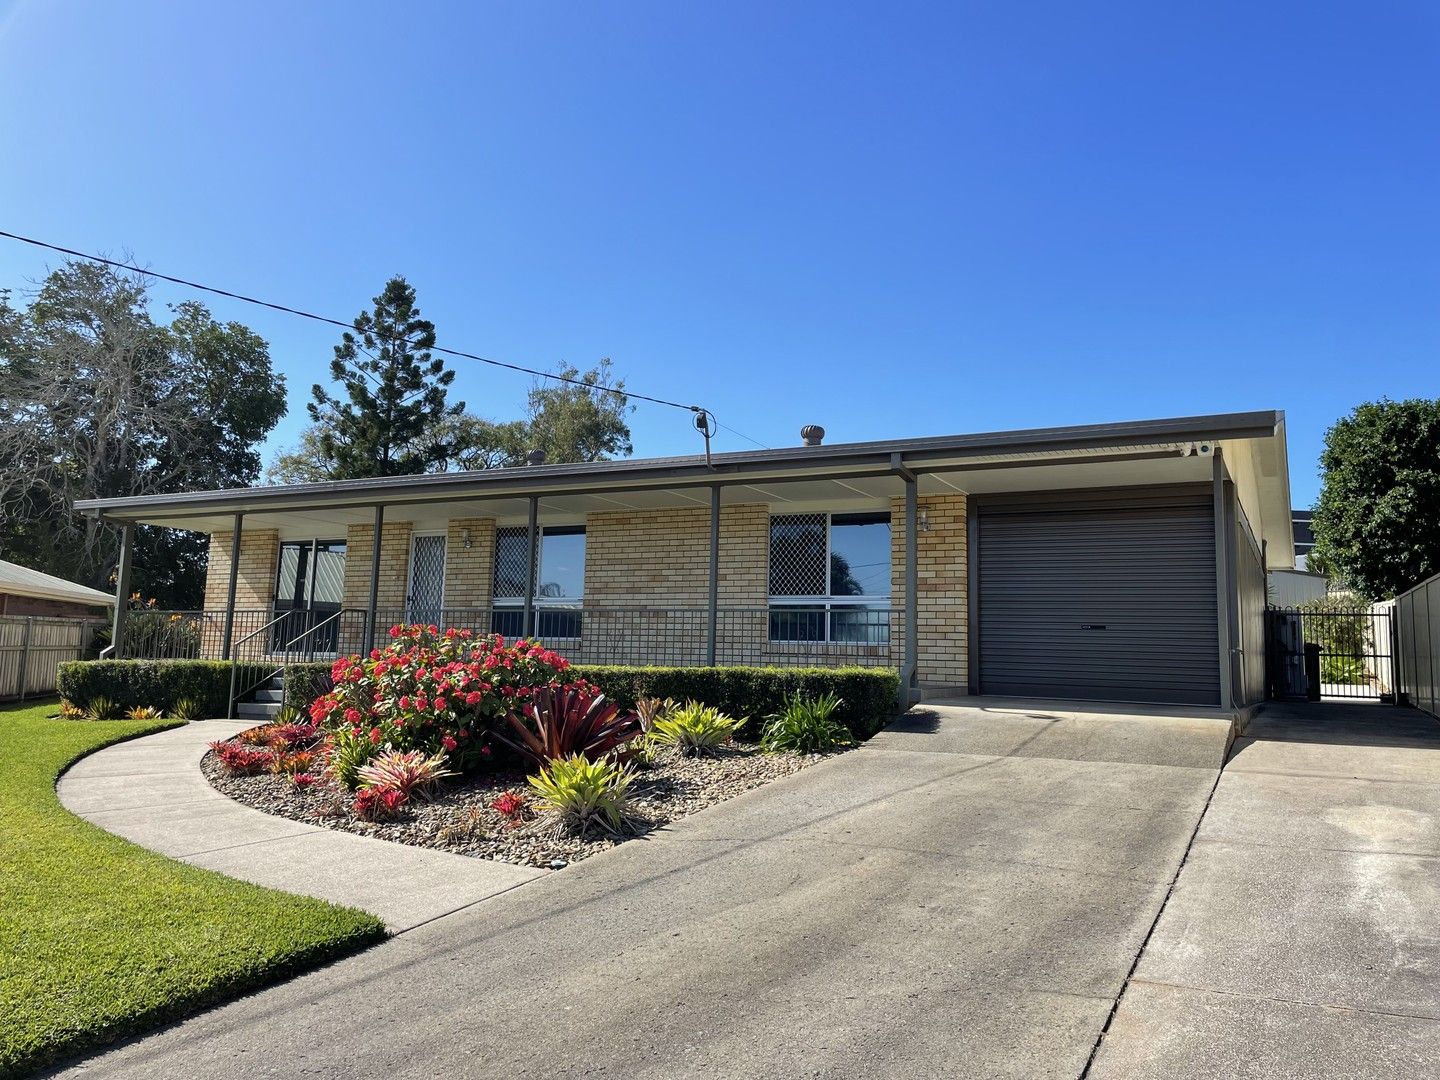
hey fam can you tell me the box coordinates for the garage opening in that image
[973,486,1220,706]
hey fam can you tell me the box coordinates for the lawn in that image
[0,699,386,1078]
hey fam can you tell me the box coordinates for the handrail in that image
[229,609,348,721]
[278,608,344,654]
[226,611,297,720]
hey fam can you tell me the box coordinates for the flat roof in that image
[75,410,1284,519]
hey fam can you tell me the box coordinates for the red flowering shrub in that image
[353,786,408,821]
[308,625,594,770]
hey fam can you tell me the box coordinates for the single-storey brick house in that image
[76,410,1292,713]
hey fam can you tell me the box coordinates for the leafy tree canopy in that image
[274,359,633,482]
[0,261,286,606]
[1310,398,1440,601]
[306,276,463,478]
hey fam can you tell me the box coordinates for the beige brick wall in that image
[341,521,414,616]
[201,529,279,657]
[203,529,280,612]
[444,518,495,611]
[892,493,968,692]
[199,496,970,684]
[583,504,768,606]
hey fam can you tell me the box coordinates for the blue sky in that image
[1,2,1436,507]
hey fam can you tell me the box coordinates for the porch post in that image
[1213,448,1235,710]
[109,522,134,660]
[220,512,243,661]
[367,504,384,650]
[903,470,919,710]
[707,484,720,665]
[523,496,539,638]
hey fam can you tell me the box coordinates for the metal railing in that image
[116,604,905,672]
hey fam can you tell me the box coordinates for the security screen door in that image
[407,534,447,626]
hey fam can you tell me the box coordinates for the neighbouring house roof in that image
[72,409,1295,566]
[0,560,114,608]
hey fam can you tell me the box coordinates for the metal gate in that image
[1266,606,1396,701]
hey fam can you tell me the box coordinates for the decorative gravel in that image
[202,743,834,869]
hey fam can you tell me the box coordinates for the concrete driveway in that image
[1090,701,1440,1079]
[57,700,1231,1080]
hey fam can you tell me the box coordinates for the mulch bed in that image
[202,743,833,869]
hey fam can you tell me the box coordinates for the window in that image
[491,525,585,639]
[768,512,891,643]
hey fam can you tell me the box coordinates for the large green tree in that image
[272,359,632,481]
[1310,398,1440,601]
[0,261,287,606]
[306,276,463,478]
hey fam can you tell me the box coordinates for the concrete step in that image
[237,701,282,721]
[253,688,285,703]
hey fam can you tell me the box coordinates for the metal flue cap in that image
[525,449,547,466]
[800,424,825,446]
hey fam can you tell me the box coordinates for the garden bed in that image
[203,740,829,868]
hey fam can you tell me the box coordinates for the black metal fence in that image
[1266,606,1395,701]
[115,604,904,671]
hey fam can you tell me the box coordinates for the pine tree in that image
[307,276,463,478]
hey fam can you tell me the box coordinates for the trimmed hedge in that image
[570,665,899,741]
[280,660,899,741]
[55,660,269,718]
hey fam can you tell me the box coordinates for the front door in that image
[272,539,347,654]
[407,534,447,627]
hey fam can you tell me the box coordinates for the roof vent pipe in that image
[525,449,547,466]
[801,424,825,447]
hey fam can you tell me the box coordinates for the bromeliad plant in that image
[494,686,642,767]
[527,754,636,837]
[355,749,456,802]
[308,625,592,771]
[649,701,743,756]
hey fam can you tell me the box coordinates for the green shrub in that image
[283,662,333,709]
[649,701,742,755]
[56,660,269,718]
[278,660,900,742]
[569,665,899,741]
[528,754,635,836]
[760,692,853,754]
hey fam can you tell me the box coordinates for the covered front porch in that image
[78,412,1293,717]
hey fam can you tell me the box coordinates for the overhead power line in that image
[0,229,762,438]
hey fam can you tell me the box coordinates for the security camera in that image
[1198,443,1213,456]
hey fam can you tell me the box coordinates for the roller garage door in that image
[975,486,1220,706]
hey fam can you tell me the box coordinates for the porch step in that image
[237,701,282,721]
[254,688,285,703]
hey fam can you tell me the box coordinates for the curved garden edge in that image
[200,728,842,870]
[1,700,385,1080]
[55,719,545,935]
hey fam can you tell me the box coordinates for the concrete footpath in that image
[1090,702,1440,1079]
[54,699,1231,1079]
[57,720,542,932]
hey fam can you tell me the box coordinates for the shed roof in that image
[0,560,114,608]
